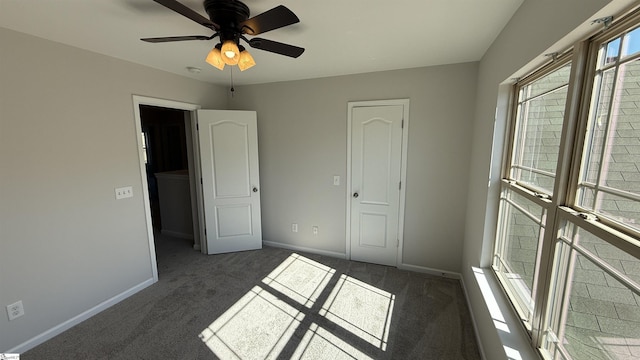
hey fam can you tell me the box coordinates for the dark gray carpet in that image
[23,234,481,359]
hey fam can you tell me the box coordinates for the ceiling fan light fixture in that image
[221,40,240,65]
[141,1,305,72]
[205,45,225,70]
[238,47,256,71]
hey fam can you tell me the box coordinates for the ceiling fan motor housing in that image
[141,0,304,59]
[204,0,250,41]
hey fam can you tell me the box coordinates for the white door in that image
[197,110,262,254]
[350,105,404,266]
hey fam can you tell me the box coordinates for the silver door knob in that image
[353,192,359,198]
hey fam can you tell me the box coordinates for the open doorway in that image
[132,96,202,281]
[140,106,189,234]
[140,105,195,268]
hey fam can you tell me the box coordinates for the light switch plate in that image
[333,175,340,186]
[115,186,133,200]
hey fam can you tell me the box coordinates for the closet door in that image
[349,105,404,266]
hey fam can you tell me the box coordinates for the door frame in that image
[132,95,201,282]
[345,99,410,266]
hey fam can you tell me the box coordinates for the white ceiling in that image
[0,0,523,85]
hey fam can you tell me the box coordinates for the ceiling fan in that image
[141,0,304,71]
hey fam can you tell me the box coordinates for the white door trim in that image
[132,95,201,282]
[346,99,410,266]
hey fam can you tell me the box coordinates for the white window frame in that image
[493,50,575,335]
[493,7,640,358]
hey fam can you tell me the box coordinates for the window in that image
[494,58,573,330]
[493,9,640,360]
[576,25,640,232]
[510,63,572,195]
[542,213,640,359]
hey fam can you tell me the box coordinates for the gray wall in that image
[228,63,478,272]
[461,0,630,359]
[0,28,226,351]
[4,0,632,355]
[0,28,478,352]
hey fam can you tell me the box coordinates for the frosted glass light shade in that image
[205,47,225,70]
[238,50,256,71]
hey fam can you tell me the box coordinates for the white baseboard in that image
[397,263,461,279]
[262,240,347,259]
[460,275,488,360]
[8,278,156,354]
[161,229,193,239]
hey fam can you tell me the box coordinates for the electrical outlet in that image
[312,226,318,236]
[7,300,24,321]
[115,186,133,200]
[291,223,298,233]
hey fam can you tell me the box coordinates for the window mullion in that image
[502,197,545,226]
[494,186,510,272]
[503,179,553,208]
[530,201,549,304]
[558,206,640,258]
[577,181,640,203]
[502,88,520,180]
[592,55,623,213]
[531,41,590,347]
[545,232,572,355]
[521,84,571,103]
[511,164,556,179]
[574,243,640,294]
[554,223,579,358]
[579,68,603,207]
[515,100,530,181]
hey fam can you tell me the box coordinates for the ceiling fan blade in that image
[141,35,212,43]
[248,38,304,58]
[153,0,218,30]
[241,5,299,36]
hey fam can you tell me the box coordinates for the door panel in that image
[216,204,253,237]
[360,213,388,248]
[350,105,403,266]
[211,121,250,197]
[198,110,262,254]
[361,118,393,205]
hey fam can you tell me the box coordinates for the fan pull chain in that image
[230,67,235,98]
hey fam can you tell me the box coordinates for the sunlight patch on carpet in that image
[200,253,396,358]
[199,286,304,359]
[262,253,335,308]
[319,274,394,350]
[291,323,374,359]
